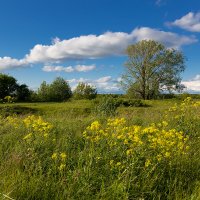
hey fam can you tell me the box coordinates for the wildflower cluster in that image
[167,97,200,135]
[6,115,21,129]
[83,118,189,168]
[23,115,53,140]
[51,152,67,171]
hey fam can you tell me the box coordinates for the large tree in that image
[0,73,18,99]
[16,84,31,101]
[122,40,185,99]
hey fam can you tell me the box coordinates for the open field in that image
[0,98,200,199]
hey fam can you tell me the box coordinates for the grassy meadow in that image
[0,97,200,199]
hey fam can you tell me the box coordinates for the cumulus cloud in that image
[0,27,197,71]
[169,12,200,32]
[42,64,95,73]
[26,28,196,63]
[0,57,28,70]
[182,74,200,92]
[132,27,197,49]
[25,32,133,63]
[67,76,121,92]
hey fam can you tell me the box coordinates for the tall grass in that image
[0,98,200,199]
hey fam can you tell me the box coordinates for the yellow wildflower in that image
[51,153,57,160]
[60,152,67,161]
[145,159,151,168]
[58,164,66,171]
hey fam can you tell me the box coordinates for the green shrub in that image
[94,96,118,116]
[116,99,144,107]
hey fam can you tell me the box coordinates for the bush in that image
[94,96,118,116]
[4,96,15,103]
[116,99,144,107]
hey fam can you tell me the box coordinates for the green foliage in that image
[94,96,119,116]
[122,40,185,100]
[0,73,18,99]
[73,82,97,100]
[116,98,144,107]
[94,96,146,117]
[16,84,31,101]
[0,73,32,102]
[4,96,15,103]
[0,98,200,199]
[37,77,72,102]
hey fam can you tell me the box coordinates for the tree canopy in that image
[122,40,185,99]
[73,82,97,100]
[37,77,72,102]
[0,73,18,99]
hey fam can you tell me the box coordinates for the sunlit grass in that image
[0,98,200,199]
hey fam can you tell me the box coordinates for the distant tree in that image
[29,90,39,102]
[121,40,186,100]
[0,73,18,99]
[73,82,97,100]
[49,77,72,101]
[38,81,51,101]
[37,78,72,102]
[16,84,31,101]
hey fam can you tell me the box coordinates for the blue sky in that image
[0,0,200,93]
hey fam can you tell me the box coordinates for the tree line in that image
[0,74,97,102]
[0,40,186,102]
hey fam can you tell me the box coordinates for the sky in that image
[0,0,200,93]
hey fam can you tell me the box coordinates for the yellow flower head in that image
[51,153,57,160]
[60,152,67,161]
[58,164,66,171]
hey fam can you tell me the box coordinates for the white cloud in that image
[96,76,112,83]
[67,78,89,84]
[25,32,133,63]
[169,12,200,32]
[42,65,74,72]
[182,74,200,92]
[132,27,197,49]
[75,64,96,72]
[42,64,95,73]
[0,57,28,70]
[67,76,121,92]
[26,28,196,63]
[0,27,197,71]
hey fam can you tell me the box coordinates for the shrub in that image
[4,96,15,103]
[94,96,118,116]
[116,99,144,107]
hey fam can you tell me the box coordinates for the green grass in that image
[0,98,200,199]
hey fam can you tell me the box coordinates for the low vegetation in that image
[0,97,200,199]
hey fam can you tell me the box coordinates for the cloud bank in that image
[182,74,200,92]
[42,64,96,73]
[0,27,197,71]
